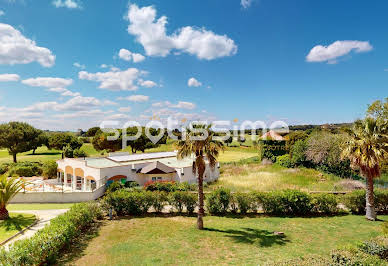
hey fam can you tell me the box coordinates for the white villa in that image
[56,151,220,192]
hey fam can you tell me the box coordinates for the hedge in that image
[104,190,198,215]
[343,189,388,214]
[0,202,102,265]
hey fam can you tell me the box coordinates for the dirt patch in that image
[335,179,365,190]
[282,169,300,173]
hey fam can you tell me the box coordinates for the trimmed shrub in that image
[262,190,312,216]
[152,191,168,213]
[234,192,253,214]
[8,162,42,177]
[104,190,143,215]
[311,193,338,214]
[0,202,102,265]
[344,189,388,214]
[206,188,231,214]
[183,193,197,214]
[42,160,58,179]
[138,191,154,214]
[276,154,293,168]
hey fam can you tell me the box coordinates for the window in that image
[152,177,156,181]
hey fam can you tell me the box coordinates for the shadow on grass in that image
[56,220,104,265]
[1,214,36,231]
[204,227,290,247]
[25,152,61,156]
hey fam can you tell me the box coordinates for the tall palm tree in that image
[0,176,24,220]
[176,125,224,229]
[341,118,388,220]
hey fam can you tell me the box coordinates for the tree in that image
[29,132,48,155]
[341,118,388,220]
[0,122,41,163]
[86,127,101,137]
[0,175,24,219]
[224,135,232,146]
[48,133,83,158]
[176,125,224,229]
[92,131,122,152]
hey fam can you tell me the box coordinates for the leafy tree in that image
[29,132,48,155]
[126,127,164,153]
[341,118,388,220]
[290,139,307,166]
[367,98,388,121]
[0,175,24,219]
[86,127,101,137]
[92,131,122,152]
[48,133,83,158]
[224,135,233,146]
[0,122,41,163]
[286,131,308,152]
[176,125,224,229]
[73,148,87,158]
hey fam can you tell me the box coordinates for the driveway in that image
[3,209,69,250]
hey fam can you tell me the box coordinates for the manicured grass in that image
[7,203,74,211]
[0,213,36,243]
[68,215,387,265]
[210,163,343,192]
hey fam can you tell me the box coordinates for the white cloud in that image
[48,87,80,97]
[138,79,157,88]
[118,48,145,63]
[0,23,55,67]
[132,53,145,63]
[56,96,101,111]
[79,68,140,91]
[118,49,132,61]
[306,40,373,64]
[188,77,202,87]
[126,4,237,60]
[73,62,85,69]
[0,10,4,16]
[22,77,73,88]
[151,100,196,110]
[118,106,131,112]
[0,73,20,82]
[118,95,149,102]
[52,0,81,9]
[100,64,108,68]
[241,0,253,8]
[171,101,196,110]
[102,100,118,106]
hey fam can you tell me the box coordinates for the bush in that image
[262,190,312,216]
[311,193,338,214]
[124,181,139,189]
[183,193,197,214]
[42,160,58,179]
[331,247,386,265]
[0,164,8,175]
[8,162,42,177]
[104,190,143,215]
[73,148,87,158]
[234,192,253,214]
[290,139,307,166]
[0,202,102,265]
[276,154,293,168]
[383,221,388,235]
[106,181,125,193]
[344,189,388,214]
[152,191,168,212]
[169,191,186,213]
[358,236,388,260]
[206,188,231,214]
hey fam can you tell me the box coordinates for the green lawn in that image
[67,215,387,265]
[0,213,36,243]
[7,203,74,211]
[209,163,344,192]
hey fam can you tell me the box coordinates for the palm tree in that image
[341,118,388,220]
[0,176,24,220]
[176,125,224,229]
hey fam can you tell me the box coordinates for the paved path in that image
[3,209,69,250]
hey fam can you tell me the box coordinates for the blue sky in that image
[0,0,387,130]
